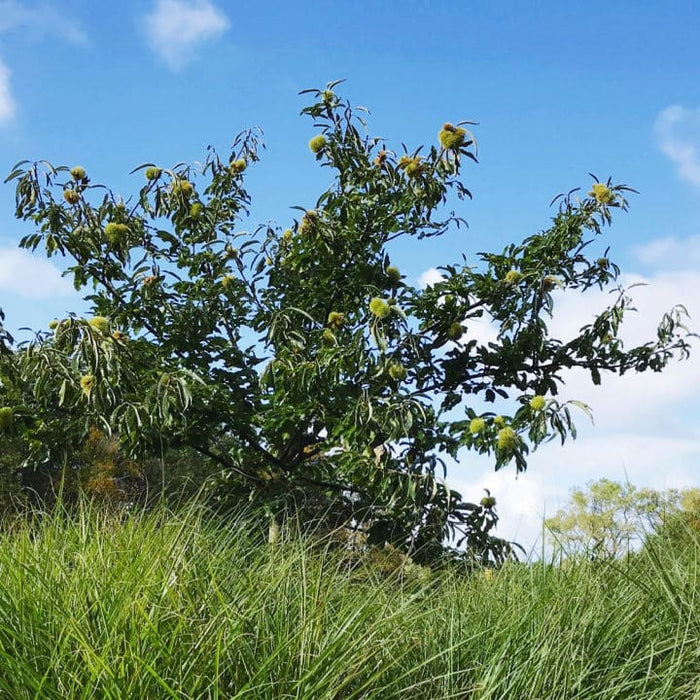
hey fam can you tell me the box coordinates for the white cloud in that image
[418,267,444,288]
[144,0,229,69]
[418,266,499,346]
[450,430,700,556]
[633,234,700,270]
[654,105,700,187]
[0,1,89,46]
[448,463,553,556]
[548,269,699,428]
[0,248,73,299]
[0,59,15,125]
[0,2,88,126]
[424,237,700,554]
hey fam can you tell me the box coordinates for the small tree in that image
[643,487,700,557]
[546,478,690,558]
[0,83,694,565]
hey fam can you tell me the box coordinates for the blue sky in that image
[1,0,699,550]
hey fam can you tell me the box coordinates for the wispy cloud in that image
[0,248,73,299]
[655,105,700,187]
[0,60,16,125]
[0,1,89,46]
[143,0,229,70]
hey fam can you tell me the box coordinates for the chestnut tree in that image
[0,83,693,564]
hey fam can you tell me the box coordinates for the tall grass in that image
[0,501,698,698]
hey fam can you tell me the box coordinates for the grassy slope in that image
[0,504,698,699]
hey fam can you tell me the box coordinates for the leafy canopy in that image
[0,82,694,564]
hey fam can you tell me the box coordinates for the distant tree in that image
[0,82,694,565]
[546,478,692,558]
[643,487,700,557]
